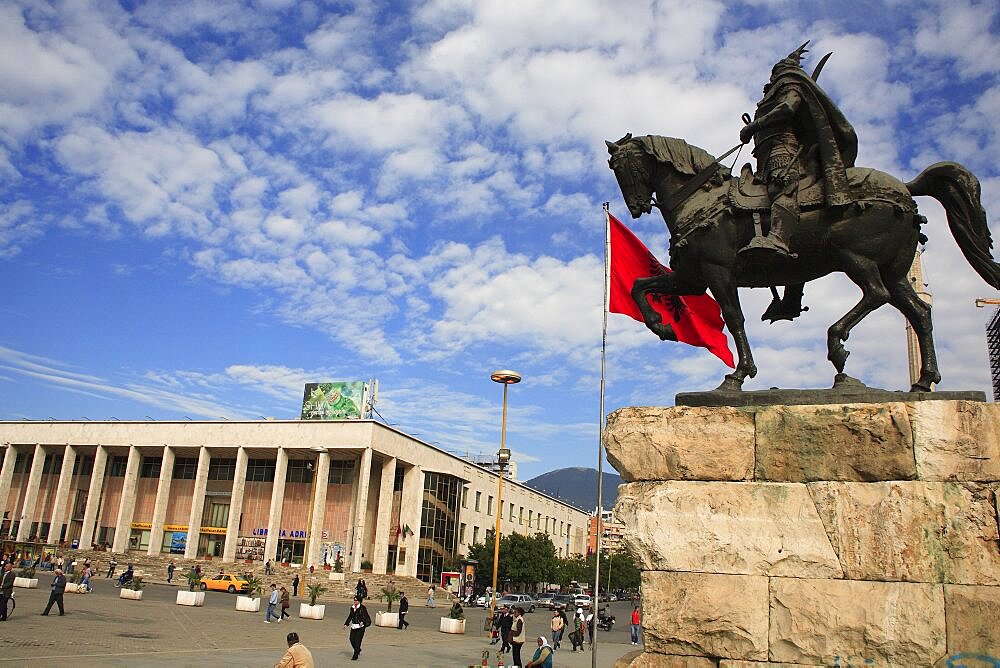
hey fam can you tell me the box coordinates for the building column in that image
[79,446,108,548]
[112,446,141,553]
[147,446,175,556]
[183,446,211,559]
[371,456,397,575]
[306,449,331,568]
[395,463,422,579]
[46,445,78,543]
[223,447,249,563]
[350,447,374,572]
[15,444,45,541]
[263,448,288,562]
[0,445,19,534]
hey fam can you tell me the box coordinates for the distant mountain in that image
[524,467,622,512]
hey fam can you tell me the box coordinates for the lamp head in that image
[498,447,511,465]
[490,370,522,385]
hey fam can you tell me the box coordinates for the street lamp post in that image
[487,369,521,636]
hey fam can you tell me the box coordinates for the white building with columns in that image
[0,419,588,583]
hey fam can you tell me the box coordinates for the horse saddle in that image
[728,163,826,211]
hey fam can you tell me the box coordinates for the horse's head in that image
[606,133,654,219]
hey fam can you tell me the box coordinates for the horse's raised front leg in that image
[827,250,891,377]
[631,275,680,341]
[702,263,756,391]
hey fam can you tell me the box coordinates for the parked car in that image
[551,594,576,610]
[496,593,537,612]
[475,593,498,608]
[536,592,556,608]
[200,573,250,594]
[574,594,593,609]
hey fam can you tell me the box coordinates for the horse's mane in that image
[635,135,722,178]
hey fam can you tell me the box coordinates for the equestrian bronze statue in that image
[606,43,1000,393]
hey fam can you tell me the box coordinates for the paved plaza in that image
[0,574,637,667]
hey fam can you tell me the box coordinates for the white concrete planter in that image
[65,583,86,594]
[119,589,143,600]
[439,617,466,634]
[328,572,345,582]
[14,578,38,589]
[176,590,205,606]
[236,596,261,612]
[298,603,326,620]
[375,611,399,627]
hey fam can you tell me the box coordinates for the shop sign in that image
[130,522,189,532]
[251,527,307,538]
[200,526,228,535]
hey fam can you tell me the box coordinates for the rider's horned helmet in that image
[771,41,809,78]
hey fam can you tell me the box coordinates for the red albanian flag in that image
[608,213,735,368]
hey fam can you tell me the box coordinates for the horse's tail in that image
[906,161,1000,289]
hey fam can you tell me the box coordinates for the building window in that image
[487,496,494,516]
[329,460,354,484]
[417,472,462,584]
[173,457,198,480]
[207,503,230,527]
[42,454,63,475]
[509,503,515,522]
[13,452,30,473]
[528,510,533,527]
[473,526,479,544]
[462,486,468,508]
[73,455,94,476]
[246,458,276,482]
[286,459,314,483]
[140,457,162,479]
[519,506,524,525]
[475,491,481,512]
[394,467,404,491]
[108,456,128,477]
[208,458,236,481]
[460,523,466,544]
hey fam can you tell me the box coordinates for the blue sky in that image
[1,0,998,481]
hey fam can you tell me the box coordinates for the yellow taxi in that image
[200,573,251,594]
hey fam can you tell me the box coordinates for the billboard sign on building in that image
[300,382,365,420]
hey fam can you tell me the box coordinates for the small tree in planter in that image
[299,582,327,620]
[177,571,205,606]
[381,587,401,612]
[187,570,202,592]
[440,600,466,634]
[65,572,85,594]
[120,576,144,600]
[360,559,373,573]
[14,566,38,589]
[236,575,263,612]
[329,554,346,582]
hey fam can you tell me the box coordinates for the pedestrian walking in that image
[80,565,93,592]
[425,584,435,607]
[630,605,641,645]
[525,636,554,668]
[265,560,272,576]
[105,558,116,579]
[510,606,526,667]
[275,631,314,668]
[397,591,409,629]
[0,563,14,622]
[498,605,514,653]
[264,584,281,623]
[292,574,299,597]
[280,586,291,619]
[571,608,585,652]
[550,609,564,649]
[41,568,67,616]
[166,561,175,583]
[343,595,372,661]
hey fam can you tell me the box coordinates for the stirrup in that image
[738,236,797,259]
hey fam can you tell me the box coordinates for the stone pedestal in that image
[607,400,1000,666]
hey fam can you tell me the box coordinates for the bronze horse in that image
[606,133,1000,392]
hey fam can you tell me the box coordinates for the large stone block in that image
[769,578,946,665]
[613,652,717,668]
[945,584,1000,656]
[616,481,842,578]
[604,406,754,482]
[642,571,768,661]
[808,482,1000,584]
[754,403,916,482]
[911,401,1000,481]
[720,663,823,668]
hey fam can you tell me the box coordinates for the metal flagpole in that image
[592,203,611,667]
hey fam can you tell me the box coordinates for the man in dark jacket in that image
[498,605,514,653]
[0,562,14,621]
[397,591,409,629]
[42,568,67,616]
[343,595,372,660]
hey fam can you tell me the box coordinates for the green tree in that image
[466,531,559,590]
